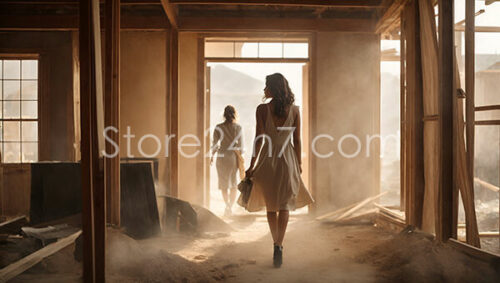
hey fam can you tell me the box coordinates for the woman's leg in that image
[229,187,237,208]
[276,210,289,246]
[221,189,229,206]
[266,211,278,244]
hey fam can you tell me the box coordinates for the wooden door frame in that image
[198,34,313,210]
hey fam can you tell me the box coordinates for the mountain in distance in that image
[210,64,264,96]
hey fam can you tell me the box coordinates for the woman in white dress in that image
[245,73,314,268]
[211,105,244,216]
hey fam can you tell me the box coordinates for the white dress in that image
[246,103,314,212]
[213,122,243,190]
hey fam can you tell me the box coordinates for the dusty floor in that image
[11,211,500,283]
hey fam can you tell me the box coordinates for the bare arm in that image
[292,106,302,172]
[247,105,265,174]
[210,126,221,163]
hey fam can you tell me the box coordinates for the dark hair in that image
[223,105,236,122]
[265,73,295,118]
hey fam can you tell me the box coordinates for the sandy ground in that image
[10,209,500,283]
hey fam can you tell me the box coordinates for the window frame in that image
[0,54,41,164]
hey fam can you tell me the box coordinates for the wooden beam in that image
[403,0,424,229]
[160,0,178,29]
[170,0,385,7]
[375,0,407,34]
[104,0,121,227]
[167,29,179,197]
[464,0,474,236]
[437,0,454,243]
[400,15,406,211]
[454,26,500,32]
[179,17,376,32]
[0,231,82,282]
[79,0,96,280]
[0,14,169,30]
[0,0,160,4]
[475,105,500,111]
[447,239,500,263]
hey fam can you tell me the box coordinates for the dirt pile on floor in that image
[358,228,499,283]
[106,229,226,282]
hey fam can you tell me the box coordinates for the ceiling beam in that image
[178,16,376,32]
[375,0,407,34]
[170,0,385,7]
[0,0,161,4]
[0,14,169,30]
[160,0,178,29]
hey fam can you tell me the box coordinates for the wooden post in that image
[80,0,106,281]
[168,29,179,197]
[197,37,206,205]
[437,0,454,242]
[465,0,475,208]
[403,1,424,228]
[79,0,95,280]
[105,0,121,226]
[400,13,406,211]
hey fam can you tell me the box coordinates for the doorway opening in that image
[203,39,311,217]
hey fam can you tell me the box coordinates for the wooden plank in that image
[315,201,359,221]
[373,203,405,221]
[0,230,82,282]
[475,105,500,111]
[475,120,500,126]
[454,26,500,33]
[403,0,424,229]
[334,191,388,222]
[197,37,205,206]
[178,17,376,32]
[79,0,96,280]
[375,0,407,34]
[0,15,169,31]
[170,0,385,6]
[104,0,121,227]
[168,29,179,197]
[400,14,406,211]
[447,239,499,263]
[465,0,475,218]
[160,0,178,29]
[474,177,500,193]
[437,0,454,243]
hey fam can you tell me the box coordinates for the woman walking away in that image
[211,105,244,217]
[245,73,314,268]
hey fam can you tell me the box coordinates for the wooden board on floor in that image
[0,230,81,282]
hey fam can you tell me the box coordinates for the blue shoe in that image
[273,245,283,268]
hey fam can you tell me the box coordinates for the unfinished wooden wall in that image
[0,32,75,217]
[313,32,381,212]
[177,32,204,205]
[119,31,168,191]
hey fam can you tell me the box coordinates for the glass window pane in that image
[22,142,38,162]
[22,121,38,142]
[22,60,38,79]
[0,60,3,78]
[283,43,308,58]
[4,121,20,141]
[4,60,20,79]
[4,80,20,100]
[4,101,20,119]
[205,42,234,58]
[0,122,3,141]
[0,79,3,100]
[21,81,37,100]
[259,43,283,58]
[4,142,21,163]
[236,42,258,58]
[21,101,37,119]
